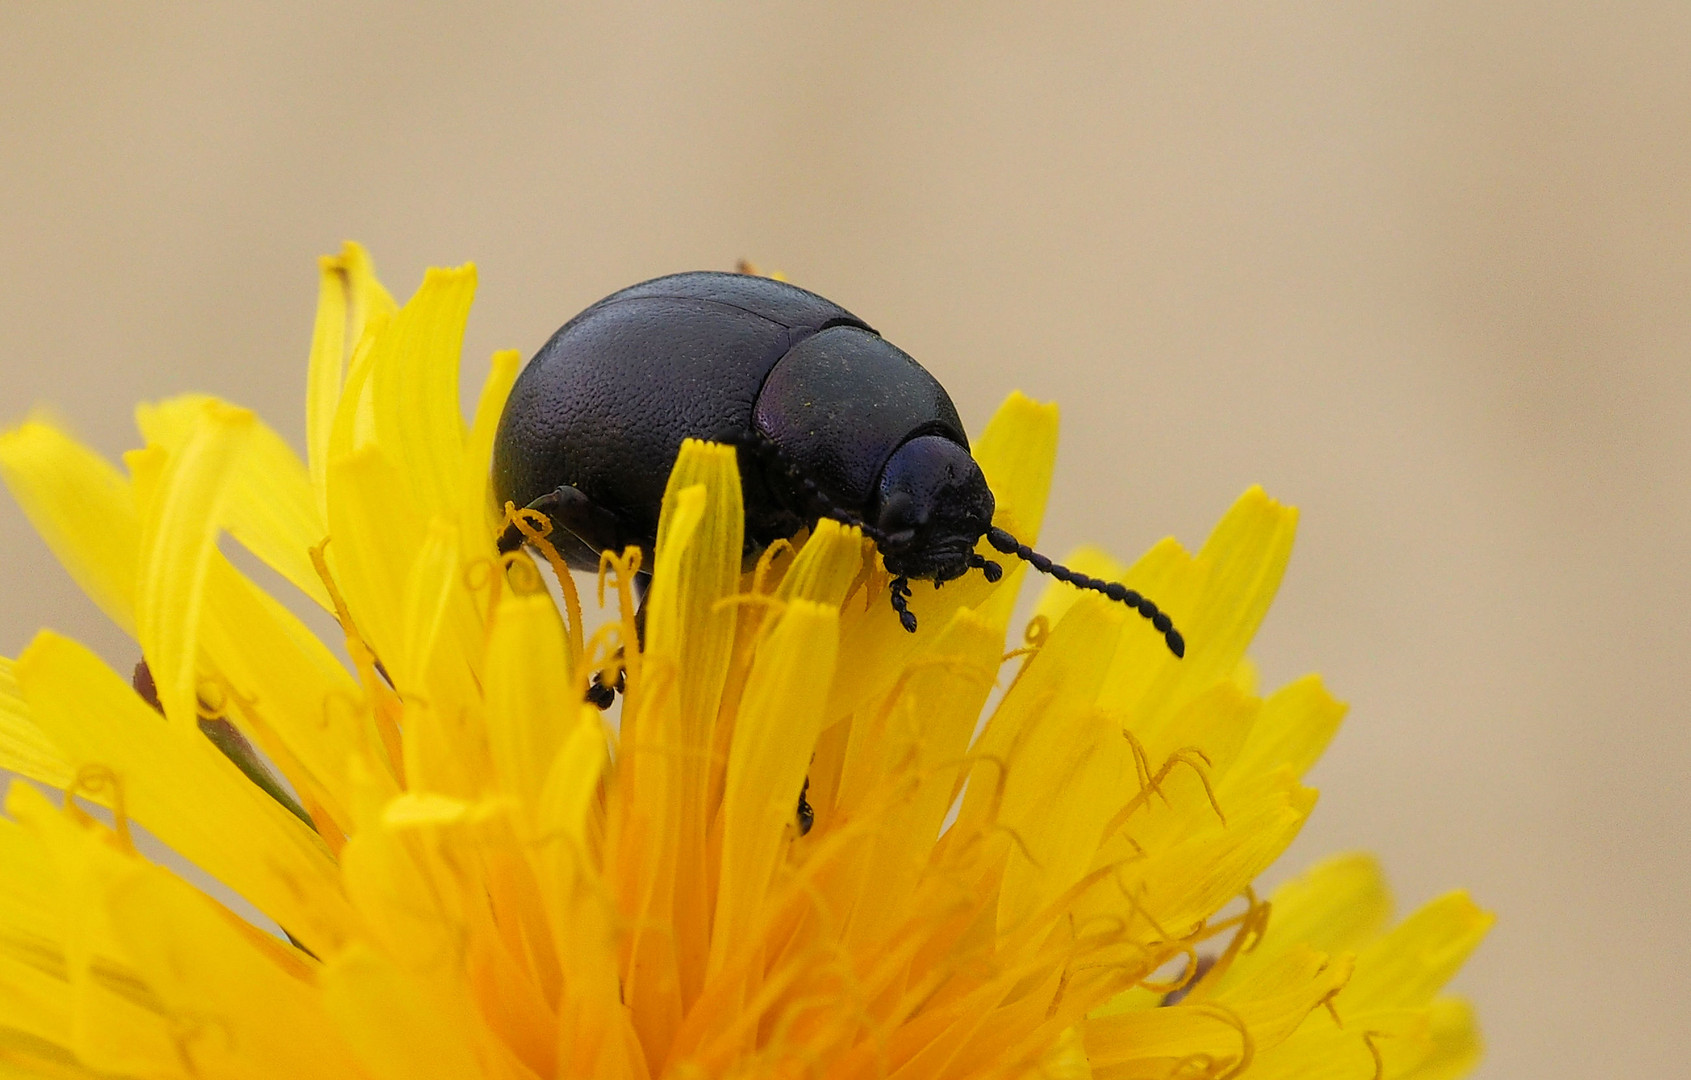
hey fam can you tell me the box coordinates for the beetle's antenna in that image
[985,526,1186,659]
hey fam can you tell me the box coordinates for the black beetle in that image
[492,271,1184,656]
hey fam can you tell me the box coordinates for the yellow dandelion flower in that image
[0,244,1489,1080]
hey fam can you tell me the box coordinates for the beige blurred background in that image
[2,3,1686,1076]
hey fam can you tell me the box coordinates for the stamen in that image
[1140,944,1204,994]
[1190,1003,1255,1080]
[502,500,585,655]
[597,547,643,674]
[842,537,876,611]
[69,765,132,851]
[1173,889,1270,1006]
[1024,614,1051,648]
[1098,739,1226,850]
[1362,1031,1386,1080]
[751,537,795,596]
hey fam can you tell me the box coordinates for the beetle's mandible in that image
[491,271,1185,657]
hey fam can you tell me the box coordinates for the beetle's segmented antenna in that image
[985,526,1186,658]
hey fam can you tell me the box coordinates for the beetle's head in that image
[867,435,1190,659]
[871,435,995,583]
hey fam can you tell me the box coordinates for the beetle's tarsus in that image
[585,663,625,711]
[888,575,919,632]
[585,678,617,710]
[796,776,814,836]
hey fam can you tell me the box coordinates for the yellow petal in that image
[396,515,483,711]
[618,441,745,1050]
[308,241,398,516]
[105,860,364,1077]
[131,396,380,828]
[643,441,743,745]
[973,390,1060,541]
[133,398,253,728]
[1402,998,1483,1080]
[0,417,139,636]
[1107,778,1318,935]
[0,810,81,1054]
[1345,892,1494,1012]
[1220,853,1393,995]
[324,445,427,674]
[956,595,1123,865]
[1095,680,1262,872]
[462,349,521,554]
[321,945,494,1080]
[14,632,353,956]
[708,599,838,981]
[1085,946,1353,1075]
[360,264,476,523]
[485,588,579,815]
[835,606,1001,952]
[534,706,611,855]
[197,554,374,833]
[0,658,74,792]
[1244,998,1476,1080]
[2,785,187,1076]
[1096,487,1298,755]
[994,648,1135,931]
[533,719,629,1077]
[338,814,459,972]
[774,517,866,608]
[136,394,332,612]
[1220,673,1347,797]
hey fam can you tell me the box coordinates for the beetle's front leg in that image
[888,575,918,632]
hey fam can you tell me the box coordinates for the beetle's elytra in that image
[491,270,1184,657]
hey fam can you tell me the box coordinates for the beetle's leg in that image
[888,575,918,632]
[584,570,651,711]
[795,775,815,836]
[715,428,917,634]
[585,674,618,710]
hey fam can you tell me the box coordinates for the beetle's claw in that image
[795,776,815,836]
[585,665,625,710]
[585,680,616,710]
